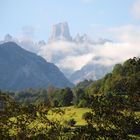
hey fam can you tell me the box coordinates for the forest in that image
[0,57,140,140]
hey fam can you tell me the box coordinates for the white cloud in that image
[96,42,140,65]
[3,24,140,77]
[37,24,140,74]
[95,25,140,65]
[132,0,140,19]
[57,53,94,71]
[109,25,140,43]
[22,26,36,38]
[38,41,96,71]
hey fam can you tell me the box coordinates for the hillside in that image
[0,42,73,90]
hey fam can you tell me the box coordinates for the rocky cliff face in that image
[0,42,73,90]
[73,33,95,44]
[49,22,72,42]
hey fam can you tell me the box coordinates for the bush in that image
[67,118,76,127]
[78,99,88,108]
[82,112,93,122]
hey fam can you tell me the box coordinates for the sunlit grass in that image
[47,106,91,126]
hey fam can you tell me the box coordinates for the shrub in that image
[67,118,76,127]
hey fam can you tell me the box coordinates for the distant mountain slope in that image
[70,62,113,84]
[0,23,113,82]
[0,42,73,90]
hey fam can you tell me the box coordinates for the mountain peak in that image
[74,33,93,43]
[0,42,73,90]
[1,42,22,50]
[49,22,72,42]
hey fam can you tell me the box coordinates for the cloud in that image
[57,53,94,71]
[108,25,140,43]
[21,25,36,39]
[3,24,140,77]
[95,42,140,65]
[37,24,140,74]
[132,0,140,19]
[94,25,140,65]
[14,25,39,53]
[38,41,96,71]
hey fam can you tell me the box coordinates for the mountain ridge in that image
[1,22,113,84]
[0,42,73,90]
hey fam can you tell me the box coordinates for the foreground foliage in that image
[0,57,140,139]
[0,91,140,140]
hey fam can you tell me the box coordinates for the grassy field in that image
[47,106,92,126]
[7,106,140,138]
[8,106,91,136]
[31,107,140,127]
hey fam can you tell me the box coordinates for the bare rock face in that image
[49,22,72,42]
[74,33,94,44]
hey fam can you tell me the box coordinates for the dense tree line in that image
[10,57,140,109]
[0,90,140,139]
[0,57,140,139]
[86,57,140,110]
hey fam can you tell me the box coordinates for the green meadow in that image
[47,106,92,126]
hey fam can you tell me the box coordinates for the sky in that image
[0,0,140,41]
[1,0,140,74]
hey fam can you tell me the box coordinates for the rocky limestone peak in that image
[49,22,72,42]
[38,40,46,46]
[74,33,93,44]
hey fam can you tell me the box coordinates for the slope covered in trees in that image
[5,57,140,109]
[0,57,140,139]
